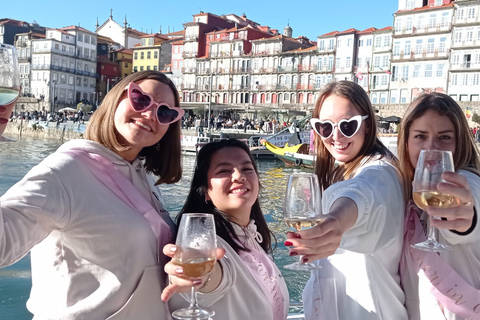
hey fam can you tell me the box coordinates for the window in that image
[404,40,411,54]
[133,66,138,72]
[147,51,151,59]
[384,35,390,47]
[55,43,59,50]
[147,66,150,70]
[468,7,476,19]
[413,65,421,77]
[406,18,413,31]
[437,63,444,77]
[381,75,388,86]
[134,52,138,60]
[429,14,436,29]
[366,39,372,46]
[375,37,382,48]
[154,51,158,59]
[466,30,473,42]
[473,74,479,86]
[85,34,90,44]
[374,56,380,67]
[357,39,363,47]
[140,66,144,71]
[462,74,469,85]
[454,31,462,43]
[441,12,449,27]
[141,52,144,59]
[318,40,325,50]
[402,65,409,81]
[382,56,389,67]
[427,38,434,54]
[154,66,157,70]
[346,57,351,68]
[328,39,335,50]
[439,37,446,53]
[77,33,83,42]
[394,41,400,56]
[425,64,433,77]
[415,39,423,54]
[451,74,458,85]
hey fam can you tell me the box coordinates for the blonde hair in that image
[85,70,182,184]
[313,81,396,190]
[398,92,480,200]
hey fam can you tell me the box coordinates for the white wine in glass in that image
[172,213,217,320]
[0,43,20,141]
[411,149,458,252]
[283,172,323,271]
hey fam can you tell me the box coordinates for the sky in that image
[3,0,399,41]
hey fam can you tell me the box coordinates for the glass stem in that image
[428,218,438,242]
[189,286,199,310]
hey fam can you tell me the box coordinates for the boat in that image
[262,134,399,167]
[261,140,314,168]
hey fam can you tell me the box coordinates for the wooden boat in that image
[261,140,315,168]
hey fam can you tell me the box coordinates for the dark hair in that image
[177,139,274,254]
[85,70,182,184]
[312,81,396,189]
[398,92,480,200]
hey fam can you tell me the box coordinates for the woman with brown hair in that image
[0,70,184,319]
[398,93,480,320]
[288,81,407,319]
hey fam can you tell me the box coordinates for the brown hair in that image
[398,92,480,199]
[85,70,182,184]
[312,81,396,190]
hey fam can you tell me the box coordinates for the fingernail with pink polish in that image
[284,241,293,246]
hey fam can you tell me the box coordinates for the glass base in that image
[172,307,214,320]
[411,239,452,252]
[284,261,322,271]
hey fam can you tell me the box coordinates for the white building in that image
[449,0,480,101]
[30,27,98,112]
[95,11,146,49]
[390,1,454,103]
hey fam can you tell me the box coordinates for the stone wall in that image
[4,120,84,141]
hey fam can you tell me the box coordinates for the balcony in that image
[394,23,452,37]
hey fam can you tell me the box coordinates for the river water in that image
[0,138,310,319]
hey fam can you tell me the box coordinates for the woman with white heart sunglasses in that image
[285,81,408,319]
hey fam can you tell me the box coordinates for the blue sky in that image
[3,0,399,41]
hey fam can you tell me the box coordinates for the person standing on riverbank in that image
[162,139,289,320]
[286,81,407,319]
[0,70,192,319]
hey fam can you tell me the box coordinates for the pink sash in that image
[236,222,286,320]
[63,150,173,264]
[400,200,480,320]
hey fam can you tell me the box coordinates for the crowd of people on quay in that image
[182,113,299,135]
[0,70,479,320]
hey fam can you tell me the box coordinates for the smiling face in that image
[113,79,175,162]
[407,110,457,169]
[205,146,259,227]
[318,94,366,164]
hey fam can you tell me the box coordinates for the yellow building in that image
[111,48,134,78]
[132,34,172,72]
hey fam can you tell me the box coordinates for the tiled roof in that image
[61,25,96,34]
[396,2,454,14]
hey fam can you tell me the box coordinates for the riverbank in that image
[4,120,84,141]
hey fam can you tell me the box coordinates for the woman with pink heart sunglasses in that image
[286,81,408,319]
[0,71,192,319]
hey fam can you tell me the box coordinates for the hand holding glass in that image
[172,213,217,319]
[0,43,20,139]
[283,173,323,271]
[411,150,459,252]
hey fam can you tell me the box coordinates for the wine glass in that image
[411,149,458,252]
[172,213,217,319]
[283,172,323,270]
[0,43,20,141]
